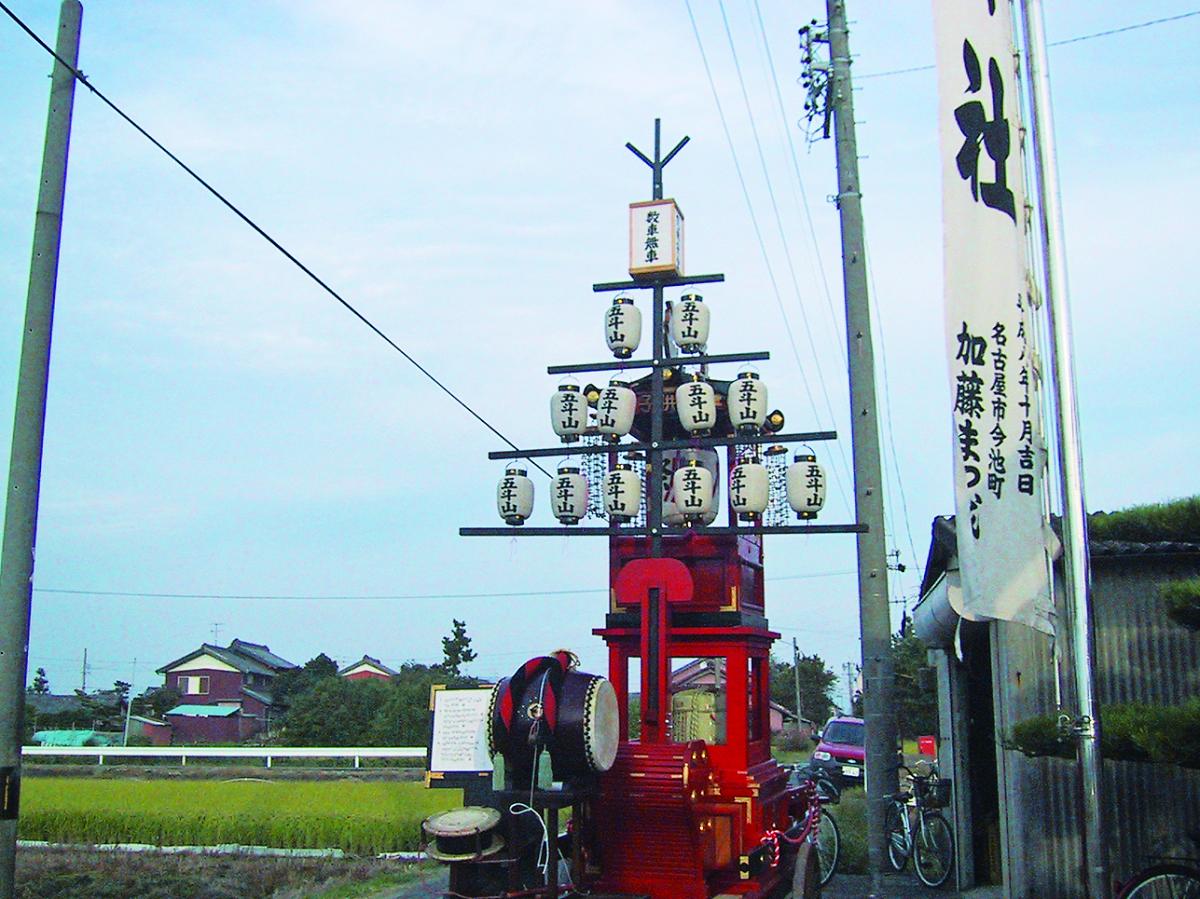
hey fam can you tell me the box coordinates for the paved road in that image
[385,866,989,898]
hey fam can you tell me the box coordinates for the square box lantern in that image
[628,199,684,278]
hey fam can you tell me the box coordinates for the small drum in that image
[423,806,505,861]
[489,655,619,784]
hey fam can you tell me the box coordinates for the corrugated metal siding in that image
[1017,553,1200,892]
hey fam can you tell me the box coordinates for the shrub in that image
[1088,496,1200,544]
[1161,578,1200,631]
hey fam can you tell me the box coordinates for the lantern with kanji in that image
[671,457,714,523]
[605,296,641,359]
[787,453,826,520]
[551,383,587,443]
[670,293,709,354]
[496,467,534,526]
[596,381,636,438]
[604,463,641,523]
[675,375,715,435]
[729,371,767,435]
[729,459,769,521]
[553,466,589,524]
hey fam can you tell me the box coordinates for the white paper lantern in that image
[675,376,716,435]
[550,384,587,443]
[596,382,637,438]
[670,293,709,354]
[787,453,827,520]
[730,461,769,521]
[671,459,714,523]
[496,467,534,526]
[604,464,641,523]
[553,466,589,525]
[605,297,641,359]
[729,372,768,435]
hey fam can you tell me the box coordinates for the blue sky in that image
[1,1,1195,705]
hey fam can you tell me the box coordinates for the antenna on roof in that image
[211,622,224,644]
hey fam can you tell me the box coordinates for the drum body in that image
[490,669,619,785]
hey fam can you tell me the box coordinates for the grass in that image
[830,787,868,875]
[19,778,460,854]
[1088,496,1200,543]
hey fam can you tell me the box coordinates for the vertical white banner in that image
[934,0,1053,634]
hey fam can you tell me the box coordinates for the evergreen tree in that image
[28,667,49,695]
[769,652,838,726]
[441,619,478,677]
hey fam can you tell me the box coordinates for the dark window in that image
[823,721,864,746]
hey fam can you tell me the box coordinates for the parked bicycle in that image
[787,763,844,888]
[1117,831,1200,898]
[884,761,954,888]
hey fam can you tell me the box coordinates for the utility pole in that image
[80,647,88,692]
[1019,2,1107,895]
[803,3,898,891]
[0,4,84,895]
[791,638,803,726]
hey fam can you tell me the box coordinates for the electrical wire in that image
[683,0,851,508]
[31,568,855,602]
[715,0,854,498]
[0,0,550,478]
[858,9,1200,79]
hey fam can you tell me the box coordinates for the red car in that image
[809,715,865,786]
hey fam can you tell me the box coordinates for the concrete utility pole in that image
[0,4,83,896]
[792,638,803,725]
[824,1,898,892]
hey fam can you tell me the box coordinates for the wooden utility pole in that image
[823,1,899,892]
[0,4,83,895]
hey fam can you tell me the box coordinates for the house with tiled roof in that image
[156,639,297,743]
[338,655,398,681]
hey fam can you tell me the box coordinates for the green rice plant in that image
[19,779,460,854]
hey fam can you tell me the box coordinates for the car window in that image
[822,721,864,746]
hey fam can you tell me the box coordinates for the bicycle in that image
[884,762,954,888]
[1117,831,1200,898]
[769,768,841,888]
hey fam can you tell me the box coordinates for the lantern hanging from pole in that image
[596,381,636,438]
[669,293,709,354]
[671,458,714,523]
[605,296,641,359]
[550,383,587,443]
[729,460,769,521]
[729,371,768,434]
[496,467,534,526]
[675,375,715,435]
[786,453,826,520]
[553,466,589,525]
[604,463,641,523]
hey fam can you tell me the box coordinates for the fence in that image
[22,745,425,769]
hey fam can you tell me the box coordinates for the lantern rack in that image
[484,430,837,461]
[460,523,865,537]
[547,350,768,375]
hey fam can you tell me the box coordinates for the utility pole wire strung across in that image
[0,0,550,478]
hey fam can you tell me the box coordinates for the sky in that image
[0,1,1196,709]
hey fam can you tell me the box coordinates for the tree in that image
[369,663,478,747]
[113,680,131,711]
[273,653,341,710]
[282,677,391,746]
[769,652,838,726]
[133,686,179,720]
[891,620,938,739]
[441,619,478,677]
[28,667,49,694]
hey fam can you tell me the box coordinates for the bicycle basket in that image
[914,777,952,809]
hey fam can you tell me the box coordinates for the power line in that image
[715,1,854,497]
[683,0,852,508]
[0,0,550,478]
[32,569,855,602]
[858,10,1200,79]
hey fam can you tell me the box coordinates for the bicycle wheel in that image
[885,802,908,872]
[817,808,840,886]
[1120,863,1200,898]
[913,812,954,888]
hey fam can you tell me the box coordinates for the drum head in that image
[424,806,501,838]
[587,678,619,772]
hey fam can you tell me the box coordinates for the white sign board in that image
[934,0,1053,635]
[629,199,684,277]
[429,687,494,774]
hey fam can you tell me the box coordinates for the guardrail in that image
[22,745,426,769]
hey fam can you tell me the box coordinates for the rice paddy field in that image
[20,778,461,855]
